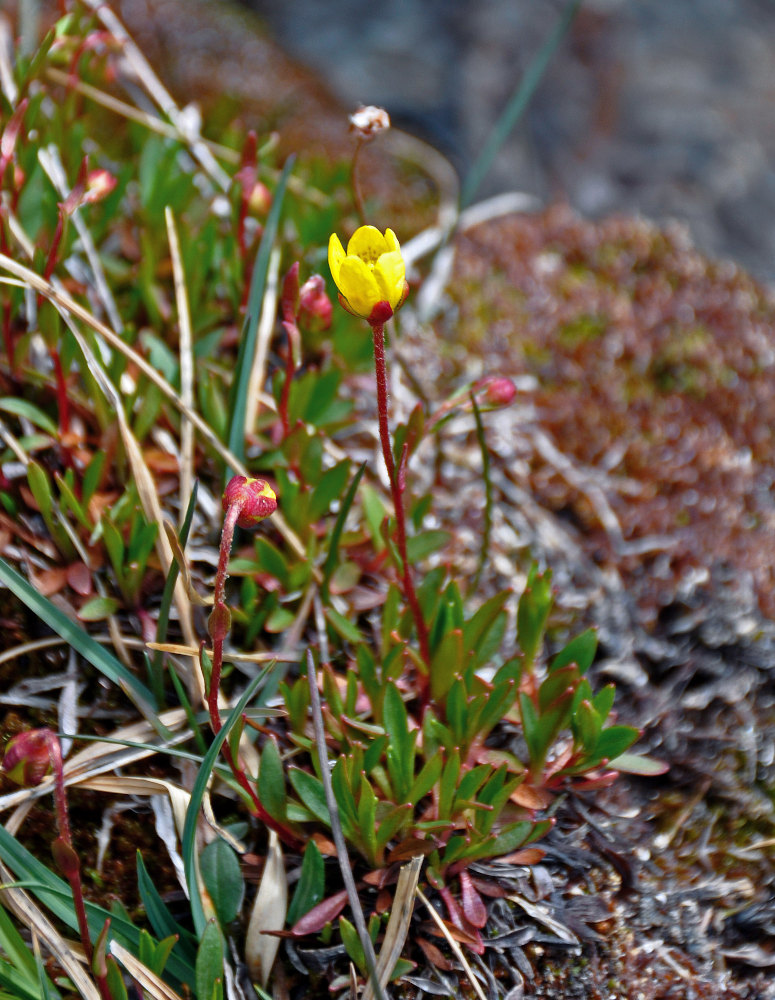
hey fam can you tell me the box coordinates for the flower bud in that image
[82,169,117,205]
[475,376,517,408]
[247,181,272,216]
[298,275,333,333]
[2,729,53,786]
[349,105,390,140]
[222,476,277,528]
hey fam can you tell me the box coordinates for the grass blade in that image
[182,670,269,937]
[0,556,156,713]
[461,0,581,206]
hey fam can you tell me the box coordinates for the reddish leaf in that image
[387,837,437,863]
[459,871,488,929]
[33,567,68,597]
[494,846,546,866]
[510,783,553,809]
[290,889,348,936]
[416,936,455,971]
[375,889,392,915]
[66,562,93,596]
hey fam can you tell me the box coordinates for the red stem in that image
[209,503,302,848]
[371,323,431,671]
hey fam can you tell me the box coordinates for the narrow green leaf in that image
[199,838,245,926]
[461,0,581,205]
[258,739,287,822]
[338,916,365,975]
[438,749,460,821]
[136,851,196,961]
[183,671,267,936]
[550,628,597,675]
[595,725,639,762]
[77,596,120,621]
[0,396,57,435]
[0,556,156,713]
[195,919,223,1000]
[516,565,553,671]
[288,768,330,824]
[322,461,366,598]
[286,841,324,926]
[383,683,415,802]
[608,752,669,776]
[430,628,463,703]
[572,699,601,753]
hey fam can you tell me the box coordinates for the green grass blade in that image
[226,156,295,467]
[322,461,365,600]
[182,670,269,937]
[0,829,194,984]
[0,556,157,714]
[467,392,492,597]
[461,0,581,206]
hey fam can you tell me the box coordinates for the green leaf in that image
[325,605,362,643]
[227,157,295,466]
[322,461,366,598]
[77,596,120,622]
[183,672,268,936]
[258,739,287,822]
[288,768,330,824]
[572,699,601,753]
[405,529,450,564]
[195,919,223,1000]
[550,628,597,674]
[286,841,325,926]
[338,916,365,975]
[199,838,245,927]
[136,851,196,962]
[407,754,443,806]
[516,565,553,671]
[253,536,289,588]
[538,663,578,713]
[0,396,57,436]
[430,628,463,704]
[595,725,639,762]
[309,459,350,522]
[0,556,156,713]
[383,683,415,802]
[438,749,461,821]
[357,774,378,865]
[608,752,668,776]
[592,683,616,722]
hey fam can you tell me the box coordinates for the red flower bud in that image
[2,729,53,787]
[476,376,517,408]
[298,275,333,333]
[222,476,277,528]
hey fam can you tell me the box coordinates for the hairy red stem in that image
[371,322,431,671]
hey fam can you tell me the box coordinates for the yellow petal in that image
[328,233,346,286]
[347,225,388,264]
[384,228,400,254]
[338,255,381,317]
[373,251,406,309]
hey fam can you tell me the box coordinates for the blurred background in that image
[240,0,775,282]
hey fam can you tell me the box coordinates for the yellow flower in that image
[328,226,408,323]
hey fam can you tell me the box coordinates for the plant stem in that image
[371,322,430,670]
[47,735,112,1000]
[208,501,301,848]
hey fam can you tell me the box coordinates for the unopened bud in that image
[475,376,517,408]
[82,169,117,205]
[298,275,332,333]
[52,836,80,880]
[2,729,53,786]
[349,105,390,140]
[222,476,277,528]
[247,181,272,216]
